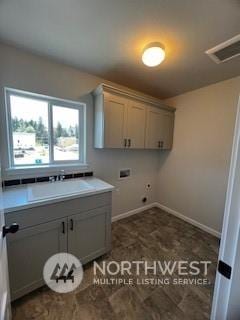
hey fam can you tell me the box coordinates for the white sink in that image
[27,179,95,202]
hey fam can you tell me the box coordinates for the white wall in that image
[0,42,160,217]
[158,76,240,233]
[1,42,239,230]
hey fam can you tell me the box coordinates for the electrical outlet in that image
[142,197,147,203]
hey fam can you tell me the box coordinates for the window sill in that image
[5,163,89,177]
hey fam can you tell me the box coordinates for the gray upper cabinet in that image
[92,83,175,150]
[145,106,174,150]
[102,92,128,148]
[161,111,175,149]
[145,107,162,149]
[126,99,146,149]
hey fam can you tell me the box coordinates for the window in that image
[52,105,79,161]
[5,88,85,168]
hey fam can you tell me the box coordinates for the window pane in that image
[53,106,79,161]
[10,95,49,165]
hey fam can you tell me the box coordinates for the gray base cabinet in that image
[68,206,111,263]
[5,192,112,300]
[8,218,67,300]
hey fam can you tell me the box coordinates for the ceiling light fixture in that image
[142,42,165,67]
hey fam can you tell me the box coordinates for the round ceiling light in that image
[142,42,165,67]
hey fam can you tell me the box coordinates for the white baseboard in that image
[111,202,158,223]
[112,202,221,238]
[156,203,221,238]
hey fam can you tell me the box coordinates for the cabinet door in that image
[7,218,67,300]
[161,111,174,150]
[104,93,128,148]
[145,107,162,149]
[127,100,146,148]
[68,206,111,264]
[146,107,174,150]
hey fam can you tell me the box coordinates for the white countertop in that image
[3,177,114,213]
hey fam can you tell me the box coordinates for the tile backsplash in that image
[3,171,93,188]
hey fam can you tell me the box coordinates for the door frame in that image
[0,156,11,320]
[211,95,240,319]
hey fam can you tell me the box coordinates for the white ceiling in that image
[0,0,239,98]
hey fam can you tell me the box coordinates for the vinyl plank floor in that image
[12,207,219,320]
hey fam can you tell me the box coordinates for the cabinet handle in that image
[70,219,74,231]
[124,138,127,147]
[158,141,164,149]
[62,221,65,234]
[128,139,131,148]
[2,223,19,238]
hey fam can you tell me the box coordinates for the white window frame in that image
[4,88,87,171]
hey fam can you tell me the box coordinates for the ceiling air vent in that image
[205,34,240,64]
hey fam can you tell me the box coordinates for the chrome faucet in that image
[59,170,65,181]
[49,176,55,183]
